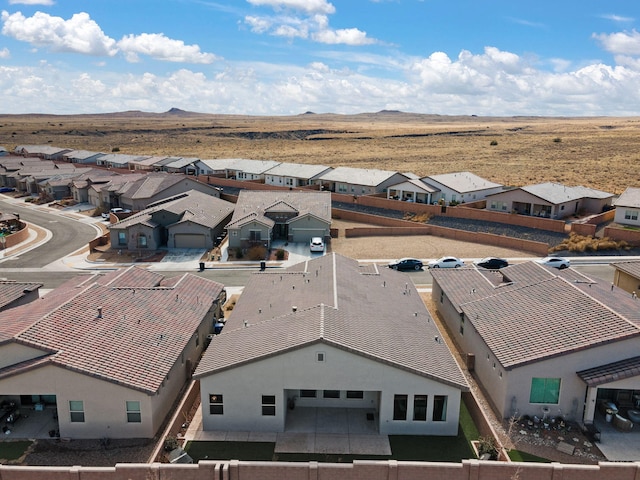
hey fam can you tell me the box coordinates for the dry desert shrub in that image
[550,233,629,253]
[403,212,432,223]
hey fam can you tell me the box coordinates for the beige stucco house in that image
[0,267,226,439]
[431,262,640,431]
[314,167,410,195]
[613,187,640,227]
[226,190,331,249]
[109,190,234,250]
[485,182,613,219]
[421,171,503,205]
[194,254,468,436]
[611,260,640,295]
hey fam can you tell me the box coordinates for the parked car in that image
[536,256,570,269]
[0,187,15,193]
[388,258,423,271]
[110,207,131,214]
[310,237,325,252]
[427,256,464,269]
[474,257,509,269]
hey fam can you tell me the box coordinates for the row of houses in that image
[13,145,640,224]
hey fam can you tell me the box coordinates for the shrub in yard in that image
[550,232,629,253]
[276,249,285,260]
[490,140,498,146]
[247,245,267,260]
[477,436,499,460]
[234,247,243,259]
[164,436,179,452]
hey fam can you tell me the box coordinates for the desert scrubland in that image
[1,110,640,193]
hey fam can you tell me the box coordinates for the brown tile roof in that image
[611,260,640,280]
[432,262,640,369]
[227,190,331,229]
[0,281,41,311]
[195,254,468,390]
[577,356,640,386]
[0,267,225,394]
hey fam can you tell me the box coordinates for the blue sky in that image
[1,0,640,116]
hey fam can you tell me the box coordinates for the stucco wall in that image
[198,343,462,436]
[604,225,640,246]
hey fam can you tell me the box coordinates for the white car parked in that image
[427,256,464,269]
[535,256,570,269]
[310,237,325,252]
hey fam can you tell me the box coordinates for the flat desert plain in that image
[1,110,640,193]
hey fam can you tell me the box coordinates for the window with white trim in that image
[126,401,141,423]
[262,395,276,416]
[69,400,85,423]
[209,394,224,415]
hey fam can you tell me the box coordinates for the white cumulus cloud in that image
[1,10,118,56]
[117,33,218,64]
[593,30,640,56]
[247,0,335,15]
[0,47,9,58]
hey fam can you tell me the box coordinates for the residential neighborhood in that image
[0,143,639,477]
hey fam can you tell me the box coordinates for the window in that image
[432,395,447,421]
[209,394,224,415]
[625,210,639,221]
[137,234,147,248]
[69,400,85,423]
[262,395,276,416]
[300,389,317,398]
[249,230,261,241]
[413,395,428,421]
[285,178,293,186]
[316,352,325,362]
[393,395,408,420]
[126,401,141,423]
[323,390,340,399]
[118,231,126,246]
[529,378,561,404]
[346,390,364,399]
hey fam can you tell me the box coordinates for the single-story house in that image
[314,167,410,195]
[70,171,121,203]
[422,172,504,204]
[109,190,234,250]
[613,187,640,227]
[485,182,614,219]
[194,254,468,436]
[0,267,226,439]
[13,145,71,160]
[431,262,640,431]
[264,162,332,188]
[61,150,104,165]
[38,171,92,200]
[128,156,169,172]
[611,260,640,295]
[225,159,281,181]
[96,153,150,169]
[193,159,243,177]
[109,172,222,211]
[161,157,199,175]
[226,190,331,249]
[386,178,440,204]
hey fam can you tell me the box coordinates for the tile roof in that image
[227,190,331,229]
[577,356,640,386]
[425,171,502,193]
[614,187,640,208]
[611,260,640,280]
[432,262,640,369]
[195,254,468,390]
[0,267,225,394]
[0,281,41,311]
[316,166,405,186]
[111,190,234,230]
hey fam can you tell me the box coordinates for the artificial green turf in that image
[507,449,551,463]
[185,402,478,463]
[0,440,33,461]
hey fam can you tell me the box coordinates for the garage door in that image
[175,234,207,249]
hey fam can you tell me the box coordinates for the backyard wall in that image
[335,209,550,255]
[604,226,640,246]
[1,459,637,480]
[3,221,28,249]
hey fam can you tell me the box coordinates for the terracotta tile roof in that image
[0,267,225,394]
[432,262,640,369]
[0,281,41,310]
[577,356,640,386]
[195,254,468,390]
[227,190,331,229]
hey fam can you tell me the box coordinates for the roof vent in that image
[244,320,248,328]
[97,307,103,318]
[292,306,298,312]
